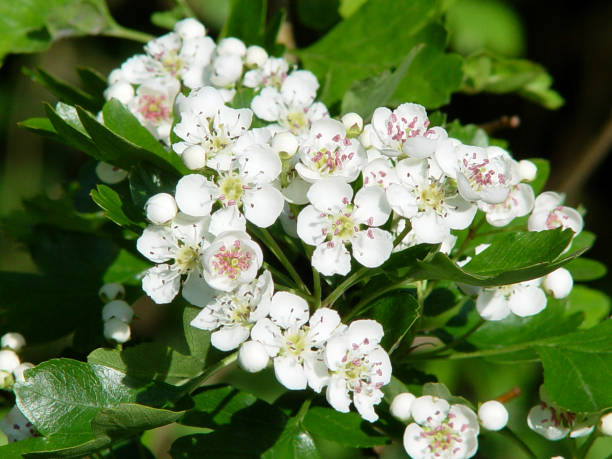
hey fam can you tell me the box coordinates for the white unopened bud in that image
[0,370,14,389]
[478,400,509,431]
[341,112,363,137]
[599,412,612,436]
[217,37,247,57]
[174,18,206,39]
[210,54,244,86]
[108,69,125,85]
[245,46,268,68]
[271,132,298,159]
[104,81,134,104]
[95,161,128,184]
[518,160,537,182]
[13,362,34,383]
[359,124,376,149]
[390,392,416,422]
[1,333,26,352]
[145,193,178,224]
[0,406,37,442]
[181,145,207,170]
[0,350,20,372]
[543,268,573,299]
[102,300,134,324]
[104,318,131,343]
[238,341,269,373]
[99,282,125,303]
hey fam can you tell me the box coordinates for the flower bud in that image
[543,268,573,299]
[217,37,247,57]
[599,412,612,436]
[210,54,243,86]
[238,341,269,373]
[145,193,178,224]
[95,161,128,184]
[108,69,125,85]
[13,362,34,383]
[245,46,268,68]
[99,282,125,303]
[0,350,20,372]
[102,300,134,324]
[1,333,26,352]
[341,112,363,137]
[518,160,537,182]
[390,392,416,422]
[104,318,131,343]
[174,18,206,39]
[0,370,14,389]
[271,132,299,159]
[478,400,509,431]
[181,145,207,170]
[104,81,134,104]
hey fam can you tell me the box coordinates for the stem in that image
[312,268,322,308]
[103,27,154,43]
[251,226,310,294]
[345,279,413,320]
[275,284,316,303]
[296,398,312,422]
[393,218,412,246]
[175,0,196,17]
[263,262,294,287]
[500,428,537,459]
[411,318,486,359]
[321,266,371,309]
[577,431,600,459]
[184,352,238,394]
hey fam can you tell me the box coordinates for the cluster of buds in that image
[100,283,134,344]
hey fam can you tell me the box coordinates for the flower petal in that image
[351,228,393,268]
[175,174,218,217]
[243,184,285,228]
[269,291,310,329]
[274,355,308,390]
[211,325,250,351]
[312,241,351,276]
[142,264,181,304]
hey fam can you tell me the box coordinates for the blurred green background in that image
[0,0,610,457]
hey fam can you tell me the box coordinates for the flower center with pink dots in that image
[138,94,171,123]
[212,240,253,280]
[419,417,466,456]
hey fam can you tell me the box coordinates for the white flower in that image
[528,192,583,235]
[99,283,125,302]
[191,270,273,351]
[476,279,547,321]
[599,412,612,436]
[243,57,289,89]
[181,145,207,170]
[390,392,417,422]
[297,178,393,276]
[0,350,20,373]
[478,400,508,431]
[1,333,25,352]
[271,131,299,159]
[542,268,573,299]
[527,404,571,441]
[238,340,269,373]
[251,293,342,392]
[104,80,134,104]
[145,192,178,225]
[403,396,479,459]
[324,320,391,422]
[104,318,131,343]
[478,183,535,227]
[518,159,537,182]
[137,213,213,305]
[127,77,179,142]
[295,118,366,182]
[251,70,328,137]
[174,18,206,40]
[387,158,476,244]
[341,112,364,137]
[245,45,268,68]
[201,231,263,292]
[173,86,253,171]
[102,300,134,324]
[0,406,38,442]
[370,103,445,158]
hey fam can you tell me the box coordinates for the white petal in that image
[386,184,419,218]
[274,355,308,390]
[324,335,350,371]
[243,185,285,228]
[136,226,177,263]
[296,205,328,246]
[307,178,353,213]
[142,264,181,304]
[527,405,570,440]
[354,390,381,422]
[411,212,450,244]
[411,395,450,427]
[269,291,310,329]
[281,70,318,107]
[312,241,351,276]
[476,289,511,321]
[211,326,250,351]
[347,320,384,351]
[351,228,393,268]
[175,174,218,217]
[182,271,217,307]
[209,206,246,236]
[326,375,351,413]
[508,285,547,317]
[190,307,218,330]
[308,308,342,345]
[238,144,282,183]
[251,87,283,122]
[303,353,330,393]
[443,195,477,230]
[352,186,391,226]
[250,318,282,356]
[403,423,430,459]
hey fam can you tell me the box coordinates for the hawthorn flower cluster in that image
[98,17,588,437]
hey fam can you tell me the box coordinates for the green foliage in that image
[302,407,388,447]
[371,292,420,352]
[90,184,144,230]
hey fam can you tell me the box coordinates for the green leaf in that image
[445,119,490,147]
[422,382,474,408]
[181,385,259,428]
[17,117,59,140]
[44,103,102,159]
[566,286,610,329]
[0,0,118,66]
[536,320,612,412]
[565,258,607,281]
[462,53,564,109]
[262,416,321,459]
[90,184,144,229]
[220,0,266,45]
[151,4,190,30]
[299,0,463,108]
[302,407,388,448]
[76,67,107,104]
[338,0,367,18]
[128,163,180,209]
[101,99,189,174]
[88,342,204,385]
[0,432,109,458]
[296,0,340,31]
[91,403,184,438]
[24,67,100,111]
[102,249,150,285]
[570,230,596,253]
[371,291,420,352]
[341,45,424,120]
